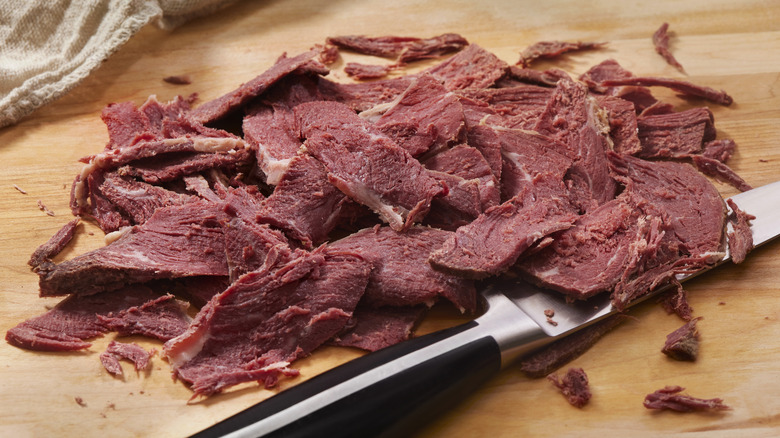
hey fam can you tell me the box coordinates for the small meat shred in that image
[100,340,154,377]
[726,198,755,264]
[652,23,685,73]
[517,40,607,67]
[547,367,592,408]
[163,75,192,85]
[28,218,80,269]
[601,76,733,106]
[661,317,702,361]
[344,62,394,80]
[643,386,729,412]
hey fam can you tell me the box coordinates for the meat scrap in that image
[28,217,80,269]
[644,386,730,412]
[726,198,755,264]
[326,33,468,63]
[547,367,592,408]
[517,40,607,67]
[652,22,685,73]
[100,340,155,377]
[600,76,733,106]
[661,317,702,361]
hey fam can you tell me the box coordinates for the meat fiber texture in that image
[7,34,752,399]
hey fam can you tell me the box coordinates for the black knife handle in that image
[191,320,501,438]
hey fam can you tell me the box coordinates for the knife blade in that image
[191,180,780,438]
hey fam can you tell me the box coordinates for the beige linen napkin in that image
[0,0,236,128]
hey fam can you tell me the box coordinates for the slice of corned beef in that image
[661,317,702,361]
[456,85,554,130]
[243,103,303,185]
[601,76,733,106]
[97,294,191,341]
[607,153,727,308]
[344,62,394,80]
[517,40,607,67]
[594,95,641,155]
[652,22,685,73]
[659,282,694,321]
[702,138,736,163]
[690,155,753,192]
[255,153,353,248]
[533,76,617,212]
[423,170,483,230]
[101,94,196,150]
[496,128,574,202]
[363,74,465,158]
[609,152,726,259]
[518,193,651,299]
[330,306,427,352]
[424,144,500,212]
[100,340,154,376]
[28,217,81,269]
[328,225,477,312]
[71,135,246,216]
[547,367,592,408]
[579,59,658,113]
[88,171,196,232]
[429,182,578,280]
[164,247,371,397]
[635,107,716,158]
[497,66,571,88]
[457,97,503,180]
[189,50,328,125]
[38,201,228,297]
[314,76,414,113]
[326,33,468,63]
[643,386,729,412]
[220,187,292,279]
[424,44,509,91]
[116,147,253,184]
[295,101,446,232]
[726,198,755,264]
[5,285,161,351]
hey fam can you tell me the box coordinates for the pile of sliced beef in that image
[7,32,753,399]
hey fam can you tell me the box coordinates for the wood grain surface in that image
[1,1,779,437]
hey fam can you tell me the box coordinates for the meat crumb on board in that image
[13,184,27,194]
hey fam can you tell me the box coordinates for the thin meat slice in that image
[190,50,328,125]
[702,139,736,163]
[644,386,729,412]
[424,44,509,91]
[424,144,500,211]
[100,340,154,376]
[315,76,414,113]
[635,107,715,158]
[329,225,477,312]
[690,155,753,192]
[518,40,607,67]
[100,94,196,150]
[653,23,685,73]
[364,74,465,158]
[97,294,192,341]
[5,285,162,351]
[117,147,253,184]
[429,184,578,280]
[726,198,755,264]
[547,367,592,408]
[295,101,446,232]
[326,33,468,63]
[345,62,394,80]
[38,201,228,297]
[595,95,641,155]
[579,59,659,113]
[164,247,371,397]
[533,77,617,212]
[601,76,733,106]
[28,217,81,269]
[661,317,702,361]
[256,154,352,248]
[456,85,554,130]
[330,306,426,352]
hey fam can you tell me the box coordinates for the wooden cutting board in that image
[1,1,779,436]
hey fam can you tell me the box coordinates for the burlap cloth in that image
[0,0,237,128]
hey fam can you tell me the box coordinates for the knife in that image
[191,180,780,438]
